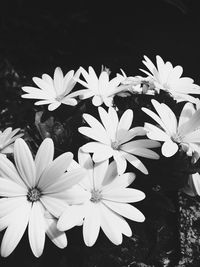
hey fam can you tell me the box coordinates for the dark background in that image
[1,0,200,81]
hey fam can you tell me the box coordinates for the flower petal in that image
[57,205,85,231]
[117,109,133,141]
[38,152,73,190]
[28,201,46,257]
[102,188,145,203]
[102,201,145,222]
[14,138,36,188]
[93,160,109,190]
[35,138,54,184]
[45,217,67,249]
[123,153,148,174]
[40,196,67,218]
[83,202,101,246]
[161,141,178,157]
[0,178,27,197]
[0,201,31,257]
[113,150,127,175]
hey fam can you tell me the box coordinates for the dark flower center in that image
[27,188,41,202]
[90,189,102,203]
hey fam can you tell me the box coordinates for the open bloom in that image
[140,55,200,103]
[142,99,200,157]
[21,67,81,111]
[0,127,23,155]
[0,138,86,257]
[57,151,145,246]
[73,66,126,107]
[78,107,160,174]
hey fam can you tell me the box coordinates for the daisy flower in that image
[140,55,200,103]
[142,99,200,157]
[0,127,23,155]
[73,66,127,107]
[21,67,81,111]
[57,151,145,246]
[0,138,87,257]
[78,107,160,175]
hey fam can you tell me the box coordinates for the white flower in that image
[142,99,200,157]
[21,67,81,111]
[78,107,160,175]
[140,55,200,103]
[57,151,145,246]
[0,138,86,257]
[182,173,200,197]
[73,66,126,107]
[0,127,23,155]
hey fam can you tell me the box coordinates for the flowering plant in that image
[1,55,200,261]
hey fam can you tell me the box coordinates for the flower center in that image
[90,189,102,203]
[27,188,41,202]
[111,141,120,150]
[171,133,182,143]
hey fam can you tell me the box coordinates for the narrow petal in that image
[101,161,118,187]
[0,201,31,257]
[0,155,26,187]
[93,160,109,190]
[117,109,133,141]
[123,153,148,174]
[45,218,67,248]
[28,202,46,257]
[83,202,101,246]
[14,138,36,188]
[78,127,110,144]
[0,178,27,197]
[102,188,145,203]
[81,143,113,162]
[38,152,73,190]
[82,113,108,137]
[48,102,61,111]
[78,149,94,190]
[57,205,85,231]
[103,201,145,222]
[35,138,54,184]
[113,150,127,175]
[99,203,123,245]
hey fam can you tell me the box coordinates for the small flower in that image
[57,151,145,246]
[140,55,200,103]
[21,67,81,111]
[0,138,86,257]
[142,99,200,157]
[0,127,23,155]
[73,66,126,107]
[78,107,160,174]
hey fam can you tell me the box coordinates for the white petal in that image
[113,150,127,175]
[82,113,108,137]
[0,155,26,187]
[92,95,103,106]
[78,149,93,189]
[0,201,31,257]
[43,168,86,193]
[0,196,27,218]
[38,152,73,190]
[0,178,27,197]
[83,202,101,246]
[161,141,178,157]
[81,143,113,162]
[144,123,171,141]
[78,127,110,144]
[123,153,148,174]
[35,138,54,184]
[102,201,145,222]
[101,161,118,187]
[93,160,109,190]
[45,217,67,248]
[48,102,61,111]
[14,138,36,188]
[103,171,135,191]
[57,205,85,231]
[40,196,67,218]
[28,202,46,257]
[99,203,122,245]
[117,109,133,141]
[102,188,145,203]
